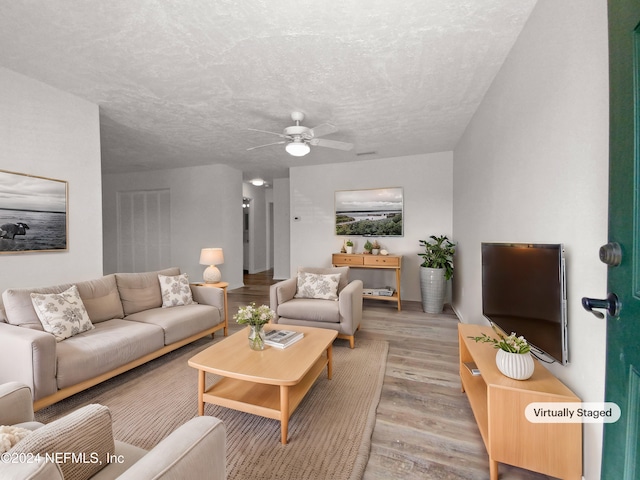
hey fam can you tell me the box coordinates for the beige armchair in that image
[0,382,226,479]
[270,267,363,348]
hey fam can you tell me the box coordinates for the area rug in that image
[36,336,389,480]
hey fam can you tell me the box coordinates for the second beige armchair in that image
[270,266,363,348]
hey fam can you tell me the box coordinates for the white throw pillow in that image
[158,273,195,307]
[0,425,31,453]
[294,272,341,300]
[30,285,94,342]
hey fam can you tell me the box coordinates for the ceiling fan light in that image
[250,178,265,186]
[285,141,310,157]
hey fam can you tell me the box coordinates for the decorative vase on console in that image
[495,349,534,380]
[233,303,275,351]
[468,328,534,381]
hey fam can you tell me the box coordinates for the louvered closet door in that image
[116,189,171,272]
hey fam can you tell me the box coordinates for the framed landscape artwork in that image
[335,187,403,236]
[0,169,68,253]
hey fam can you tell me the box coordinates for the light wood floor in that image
[228,271,555,480]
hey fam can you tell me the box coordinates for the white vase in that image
[346,246,353,254]
[419,267,446,313]
[495,349,534,380]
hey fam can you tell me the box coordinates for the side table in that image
[191,281,229,336]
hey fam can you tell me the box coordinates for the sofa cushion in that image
[125,304,220,345]
[55,319,164,389]
[294,272,341,300]
[30,286,94,341]
[74,274,124,323]
[298,266,349,293]
[115,268,180,316]
[277,298,340,323]
[158,273,195,308]
[3,283,74,331]
[9,404,114,480]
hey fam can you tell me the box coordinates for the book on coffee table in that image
[264,329,304,349]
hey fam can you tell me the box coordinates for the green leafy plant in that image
[418,235,456,280]
[346,239,353,247]
[364,240,373,252]
[469,327,531,354]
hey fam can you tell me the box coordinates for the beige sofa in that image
[0,268,227,410]
[0,382,226,479]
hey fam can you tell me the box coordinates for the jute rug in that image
[36,336,389,480]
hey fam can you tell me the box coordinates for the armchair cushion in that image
[9,404,115,480]
[277,298,340,323]
[294,272,341,300]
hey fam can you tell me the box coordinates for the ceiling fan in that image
[247,112,353,157]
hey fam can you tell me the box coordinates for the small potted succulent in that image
[371,240,381,255]
[345,239,354,254]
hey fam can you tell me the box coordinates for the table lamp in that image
[199,248,224,283]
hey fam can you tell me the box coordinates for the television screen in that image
[481,243,568,365]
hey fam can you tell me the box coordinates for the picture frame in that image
[0,169,68,253]
[335,187,403,237]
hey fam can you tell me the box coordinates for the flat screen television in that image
[481,242,568,365]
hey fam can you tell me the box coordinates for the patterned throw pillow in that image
[30,285,94,342]
[158,273,195,307]
[294,272,341,300]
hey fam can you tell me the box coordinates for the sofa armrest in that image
[338,280,363,335]
[0,457,63,480]
[116,416,226,480]
[0,382,34,425]
[0,323,57,402]
[190,285,224,309]
[269,278,297,322]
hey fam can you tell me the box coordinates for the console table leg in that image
[489,458,498,480]
[327,345,333,380]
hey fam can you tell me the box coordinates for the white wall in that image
[290,152,453,301]
[452,0,609,478]
[0,67,103,291]
[102,164,244,289]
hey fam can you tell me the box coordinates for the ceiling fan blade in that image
[248,128,289,139]
[309,123,338,138]
[310,138,354,151]
[247,141,286,151]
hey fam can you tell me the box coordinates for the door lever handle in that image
[581,293,620,319]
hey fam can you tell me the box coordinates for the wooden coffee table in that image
[188,324,338,444]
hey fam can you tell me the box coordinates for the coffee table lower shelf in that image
[199,354,329,444]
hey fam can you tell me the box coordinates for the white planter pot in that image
[495,349,534,380]
[346,246,353,254]
[419,267,446,313]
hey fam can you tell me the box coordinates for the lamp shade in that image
[285,141,310,157]
[199,248,224,266]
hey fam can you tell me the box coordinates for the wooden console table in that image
[332,253,402,311]
[458,323,582,480]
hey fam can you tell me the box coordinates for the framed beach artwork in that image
[335,187,403,237]
[0,169,68,253]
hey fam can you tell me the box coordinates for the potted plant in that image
[345,239,354,254]
[469,328,534,380]
[371,240,381,255]
[364,240,373,254]
[417,235,456,313]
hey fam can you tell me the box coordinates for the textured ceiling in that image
[0,0,537,183]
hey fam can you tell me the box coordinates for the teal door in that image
[598,1,640,478]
